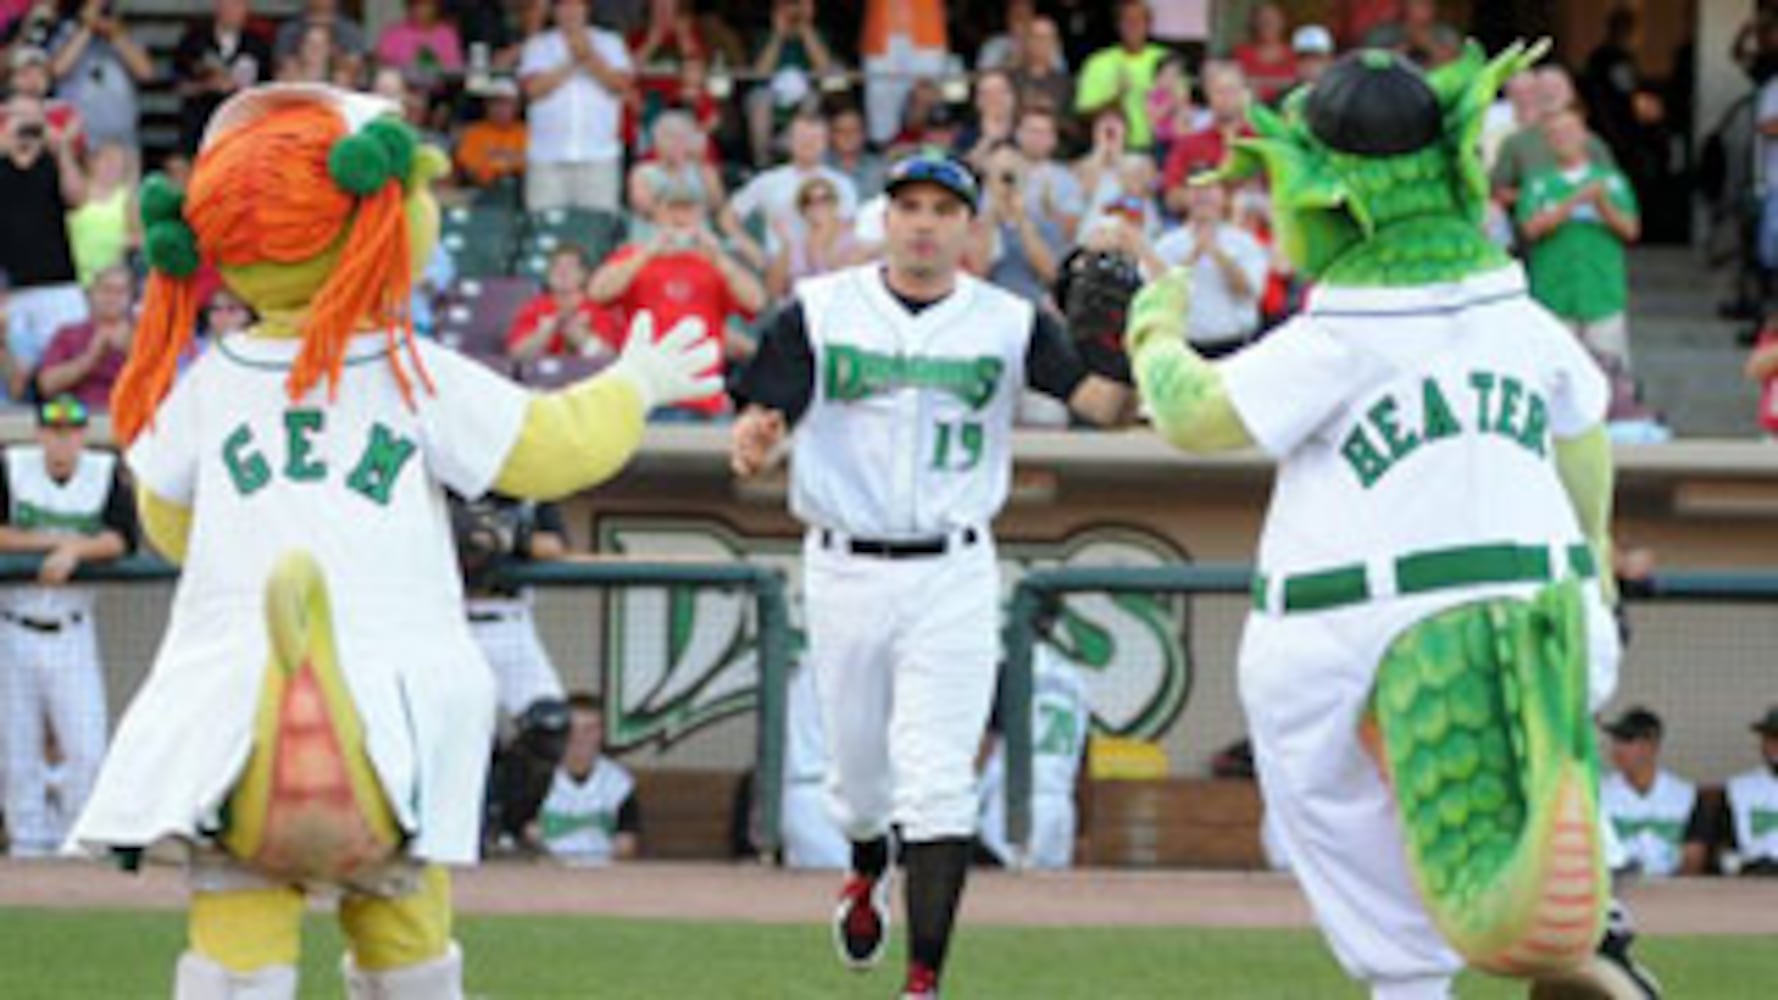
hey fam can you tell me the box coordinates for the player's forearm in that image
[0,527,66,553]
[1554,425,1616,600]
[137,485,193,564]
[493,373,647,499]
[69,529,127,561]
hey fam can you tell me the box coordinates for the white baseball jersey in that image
[789,266,1033,539]
[1,447,119,618]
[1601,769,1697,877]
[74,331,530,865]
[1726,768,1778,863]
[978,645,1088,869]
[538,757,637,865]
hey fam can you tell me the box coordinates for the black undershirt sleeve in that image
[731,300,816,427]
[533,501,566,537]
[1024,310,1090,403]
[616,792,642,835]
[102,466,139,551]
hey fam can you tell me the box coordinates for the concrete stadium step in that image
[1623,246,1758,438]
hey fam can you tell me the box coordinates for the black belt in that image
[2,611,84,634]
[820,528,980,559]
[468,608,522,623]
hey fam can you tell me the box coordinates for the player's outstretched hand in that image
[610,311,724,412]
[730,405,786,478]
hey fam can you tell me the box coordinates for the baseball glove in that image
[1054,247,1145,384]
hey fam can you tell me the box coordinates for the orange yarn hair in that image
[112,103,433,445]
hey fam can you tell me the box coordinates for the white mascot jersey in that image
[74,332,529,863]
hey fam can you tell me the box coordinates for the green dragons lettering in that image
[824,344,1004,410]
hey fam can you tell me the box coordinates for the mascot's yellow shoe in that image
[220,550,400,882]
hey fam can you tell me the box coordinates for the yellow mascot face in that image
[219,143,449,329]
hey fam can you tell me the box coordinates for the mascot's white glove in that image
[608,311,724,412]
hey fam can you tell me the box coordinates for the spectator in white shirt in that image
[519,0,634,212]
[1153,174,1269,358]
[728,110,858,255]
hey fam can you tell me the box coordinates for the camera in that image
[998,171,1018,188]
[14,123,45,142]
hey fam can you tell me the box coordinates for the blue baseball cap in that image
[884,149,979,213]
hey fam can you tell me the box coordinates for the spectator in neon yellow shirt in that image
[1074,0,1168,151]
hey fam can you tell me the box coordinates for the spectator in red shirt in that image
[1162,61,1251,218]
[1233,2,1297,104]
[35,264,131,409]
[588,176,766,419]
[505,244,623,362]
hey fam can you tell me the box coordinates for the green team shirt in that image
[1074,44,1169,150]
[1516,161,1639,323]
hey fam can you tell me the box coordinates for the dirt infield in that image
[1,859,1772,936]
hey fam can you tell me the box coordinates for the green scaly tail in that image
[1372,581,1607,977]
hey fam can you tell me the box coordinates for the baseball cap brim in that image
[884,154,979,213]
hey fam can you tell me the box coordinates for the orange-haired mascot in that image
[71,85,717,998]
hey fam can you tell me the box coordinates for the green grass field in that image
[0,909,1770,998]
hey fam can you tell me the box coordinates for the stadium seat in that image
[439,204,521,279]
[435,275,539,358]
[514,208,629,281]
[518,353,614,390]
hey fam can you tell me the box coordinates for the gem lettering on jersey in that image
[824,344,1004,410]
[283,409,327,482]
[345,423,417,506]
[223,424,272,496]
[1340,371,1552,488]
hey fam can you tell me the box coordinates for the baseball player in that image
[730,149,1133,999]
[454,492,570,716]
[0,394,133,857]
[1127,48,1657,1000]
[977,640,1089,870]
[1716,706,1778,875]
[1599,707,1704,878]
[535,692,641,865]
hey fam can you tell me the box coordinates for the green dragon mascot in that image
[1127,44,1659,1000]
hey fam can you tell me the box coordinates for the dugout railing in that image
[0,553,795,855]
[999,564,1778,857]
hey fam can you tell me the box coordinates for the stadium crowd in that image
[0,0,1725,432]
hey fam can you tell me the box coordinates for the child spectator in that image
[1517,108,1641,374]
[455,78,528,192]
[66,141,136,287]
[506,244,622,362]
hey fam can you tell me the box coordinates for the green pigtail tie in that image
[327,117,420,197]
[139,173,201,278]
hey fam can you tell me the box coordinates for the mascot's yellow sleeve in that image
[1554,426,1616,604]
[136,374,650,561]
[1128,268,1254,454]
[492,374,646,499]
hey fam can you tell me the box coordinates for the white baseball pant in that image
[467,601,565,717]
[804,529,1000,843]
[1,612,107,855]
